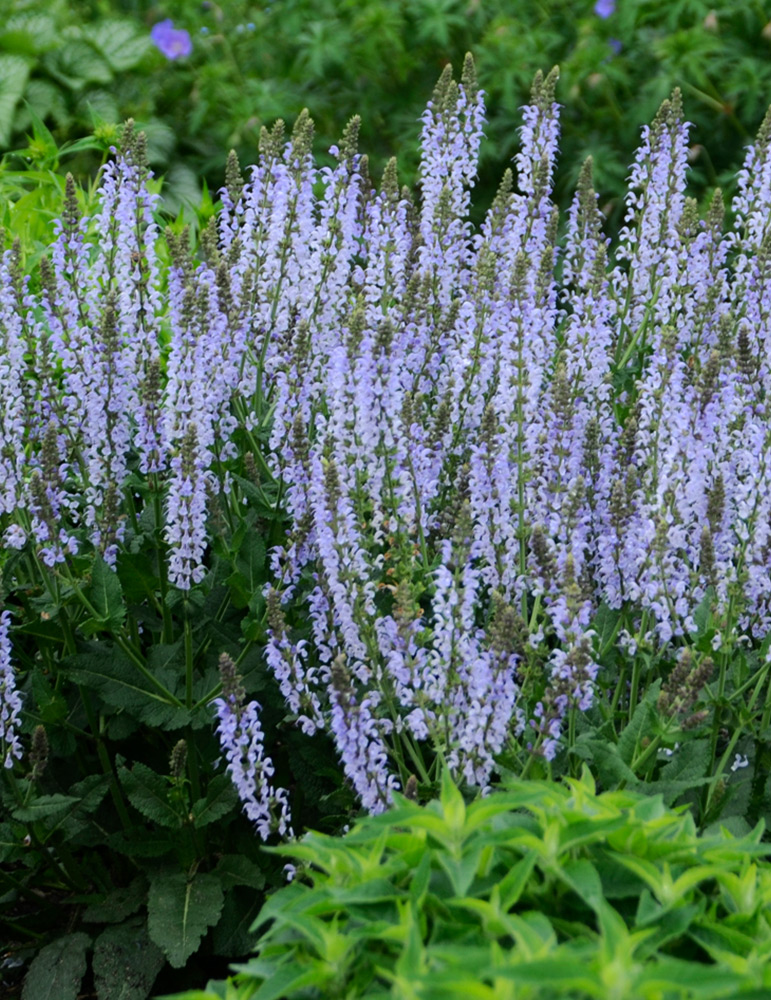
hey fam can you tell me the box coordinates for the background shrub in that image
[3,0,771,226]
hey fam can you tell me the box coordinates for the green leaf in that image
[618,690,657,766]
[571,737,638,788]
[192,775,239,828]
[63,649,190,729]
[212,888,262,958]
[228,532,268,608]
[22,932,90,1000]
[85,554,126,632]
[214,855,266,891]
[83,876,147,924]
[560,858,605,912]
[13,793,80,823]
[82,20,152,73]
[0,54,29,146]
[0,14,57,57]
[498,851,537,910]
[439,769,466,831]
[118,762,181,829]
[250,961,322,1000]
[93,918,165,1000]
[148,872,225,968]
[108,829,173,859]
[42,41,112,91]
[591,602,622,660]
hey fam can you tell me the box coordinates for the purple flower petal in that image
[594,0,615,17]
[151,19,192,60]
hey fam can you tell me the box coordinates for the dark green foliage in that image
[21,932,90,1000]
[165,770,771,1000]
[0,4,767,282]
[3,0,771,227]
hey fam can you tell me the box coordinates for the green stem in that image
[184,603,194,712]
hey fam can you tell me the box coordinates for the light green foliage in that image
[167,770,771,1000]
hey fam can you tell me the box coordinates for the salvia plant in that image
[166,768,771,1000]
[3,54,771,995]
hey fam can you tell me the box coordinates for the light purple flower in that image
[594,0,615,17]
[0,610,23,770]
[214,654,292,839]
[151,19,192,60]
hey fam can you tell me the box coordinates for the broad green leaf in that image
[571,737,638,788]
[63,649,190,728]
[437,841,482,896]
[498,851,537,910]
[560,859,604,911]
[214,855,266,891]
[591,601,622,659]
[211,888,263,958]
[42,41,112,91]
[0,15,56,57]
[83,876,147,924]
[248,962,321,1000]
[108,829,173,859]
[192,774,239,828]
[0,54,29,147]
[85,554,126,631]
[22,932,90,1000]
[82,20,152,73]
[148,872,225,968]
[118,762,181,829]
[235,532,267,593]
[618,690,657,766]
[92,918,165,1000]
[440,769,466,831]
[13,793,80,823]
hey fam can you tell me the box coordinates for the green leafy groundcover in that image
[166,769,771,1000]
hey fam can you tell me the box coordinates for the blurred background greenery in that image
[2,0,771,240]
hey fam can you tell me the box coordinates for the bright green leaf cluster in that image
[168,769,771,1000]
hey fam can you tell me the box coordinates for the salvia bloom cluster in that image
[2,58,771,822]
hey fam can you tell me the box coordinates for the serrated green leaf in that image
[119,762,181,829]
[108,828,173,859]
[214,855,266,892]
[212,887,262,958]
[571,737,638,788]
[87,554,126,631]
[0,54,29,147]
[0,14,57,55]
[13,793,80,823]
[22,932,90,1000]
[63,649,190,728]
[591,601,622,659]
[83,19,152,73]
[42,40,112,91]
[148,872,225,968]
[618,690,657,766]
[83,876,147,924]
[92,917,165,1000]
[192,775,238,828]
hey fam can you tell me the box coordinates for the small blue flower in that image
[609,38,622,54]
[594,0,615,17]
[151,19,193,60]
